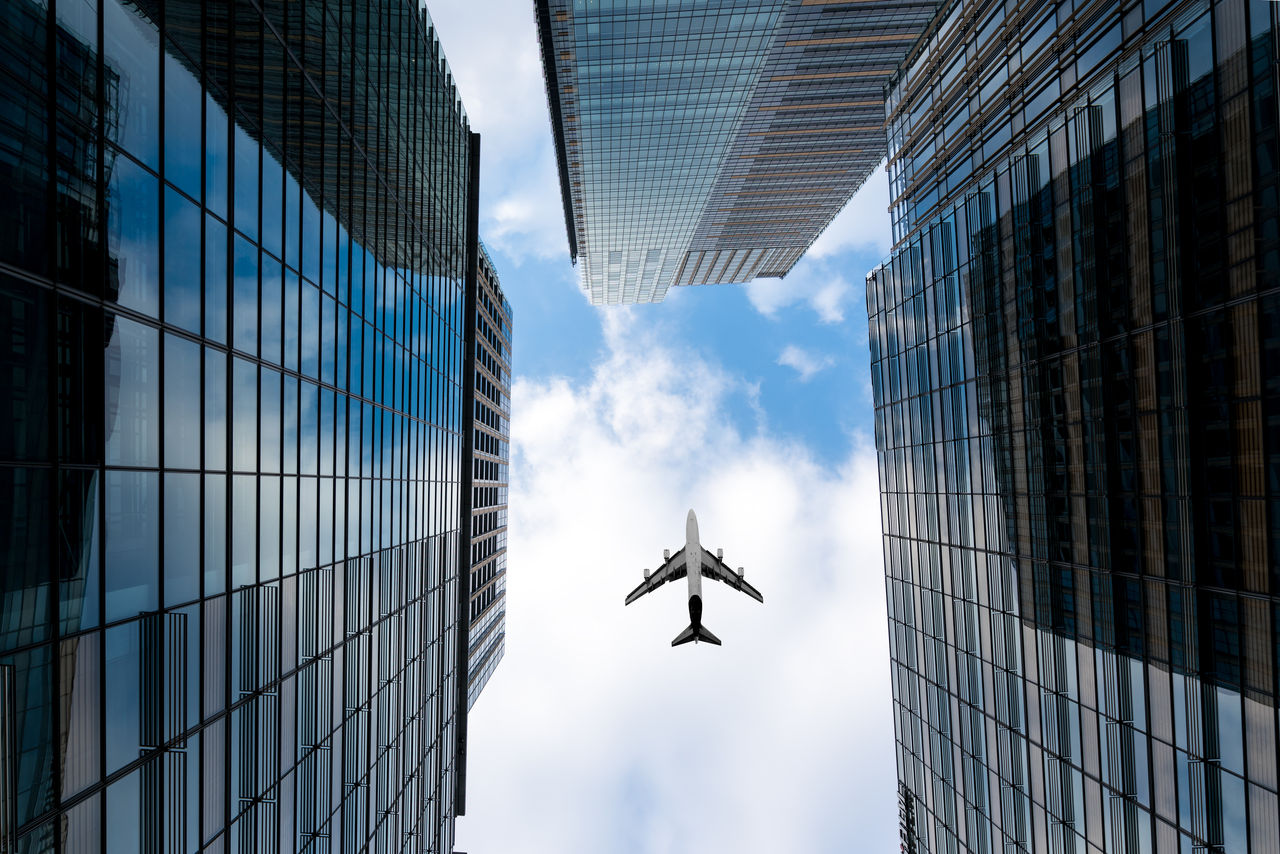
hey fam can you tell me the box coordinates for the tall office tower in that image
[0,0,483,851]
[463,243,511,711]
[534,0,943,305]
[867,0,1280,851]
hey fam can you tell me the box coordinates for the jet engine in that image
[644,569,650,580]
[663,549,670,560]
[717,548,723,560]
[738,567,745,578]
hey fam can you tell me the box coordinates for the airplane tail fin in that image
[671,623,722,647]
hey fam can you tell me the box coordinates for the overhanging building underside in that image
[536,0,943,305]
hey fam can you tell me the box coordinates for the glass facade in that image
[535,0,941,305]
[867,0,1280,852]
[0,0,481,851]
[464,243,510,712]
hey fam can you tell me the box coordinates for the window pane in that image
[261,367,281,473]
[104,0,159,167]
[282,374,298,475]
[105,756,141,845]
[105,315,158,467]
[232,356,257,472]
[284,171,300,270]
[107,155,160,318]
[282,476,297,577]
[260,475,279,582]
[163,187,201,334]
[321,293,335,385]
[231,474,256,588]
[284,268,299,372]
[204,346,226,470]
[204,93,228,218]
[58,469,100,634]
[164,471,200,607]
[163,47,202,199]
[0,280,51,461]
[0,646,54,825]
[300,380,318,475]
[204,213,227,344]
[163,332,200,469]
[233,234,257,356]
[104,470,158,621]
[232,123,258,242]
[60,634,100,800]
[204,474,226,596]
[299,476,316,572]
[262,148,284,260]
[301,281,319,378]
[261,252,282,366]
[301,191,320,284]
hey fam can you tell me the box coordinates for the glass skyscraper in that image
[535,0,942,305]
[0,0,488,851]
[868,0,1280,851]
[463,243,510,714]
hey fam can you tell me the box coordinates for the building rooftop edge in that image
[533,0,578,263]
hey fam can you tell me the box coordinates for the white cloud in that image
[747,262,854,324]
[742,166,890,324]
[806,163,892,261]
[429,0,573,265]
[777,345,836,382]
[454,313,896,854]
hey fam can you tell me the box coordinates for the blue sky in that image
[429,3,899,852]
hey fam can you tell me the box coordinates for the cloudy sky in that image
[428,3,898,851]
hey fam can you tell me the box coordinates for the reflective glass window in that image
[261,367,281,473]
[163,48,202,199]
[204,474,226,596]
[233,122,258,242]
[282,373,298,475]
[321,293,336,385]
[107,155,160,318]
[163,332,200,469]
[205,93,228,218]
[260,475,280,581]
[301,282,319,378]
[262,149,284,259]
[281,477,297,577]
[300,380,318,476]
[58,469,100,634]
[105,315,159,467]
[232,474,255,588]
[204,346,226,470]
[284,268,299,372]
[233,234,258,356]
[204,213,227,344]
[284,172,300,270]
[232,356,257,472]
[164,471,200,607]
[299,476,316,573]
[105,762,142,851]
[63,791,100,849]
[163,186,201,333]
[105,470,158,620]
[261,252,282,366]
[301,192,320,284]
[104,0,159,167]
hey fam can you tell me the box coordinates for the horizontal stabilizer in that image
[671,623,722,647]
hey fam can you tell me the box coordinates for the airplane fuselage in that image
[624,507,760,646]
[685,509,703,625]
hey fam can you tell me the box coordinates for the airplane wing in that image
[699,547,764,603]
[624,546,687,605]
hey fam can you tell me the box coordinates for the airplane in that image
[624,509,763,647]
